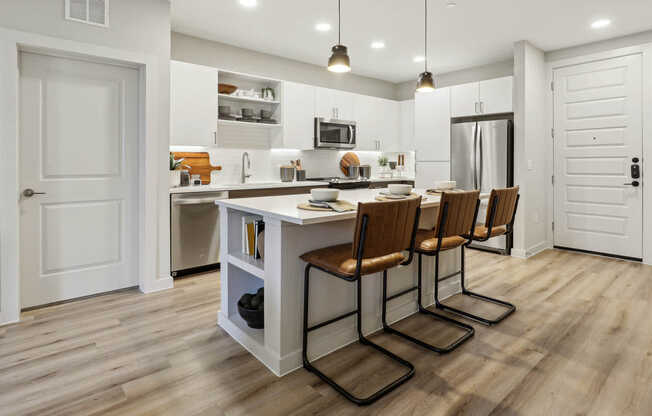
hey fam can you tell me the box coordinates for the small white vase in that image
[169,170,181,187]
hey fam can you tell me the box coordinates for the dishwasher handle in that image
[172,193,229,205]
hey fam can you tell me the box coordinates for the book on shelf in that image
[242,216,263,257]
[254,220,265,259]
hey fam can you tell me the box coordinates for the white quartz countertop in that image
[216,188,485,225]
[169,177,415,194]
[169,181,329,194]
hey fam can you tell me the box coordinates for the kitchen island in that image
[216,189,483,376]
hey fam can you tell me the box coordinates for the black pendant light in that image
[416,0,434,92]
[328,0,351,73]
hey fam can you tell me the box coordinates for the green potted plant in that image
[170,153,184,187]
[377,155,391,178]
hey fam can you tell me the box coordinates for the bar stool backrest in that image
[486,186,520,227]
[435,191,480,238]
[352,197,422,259]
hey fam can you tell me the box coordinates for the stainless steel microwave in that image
[314,117,356,149]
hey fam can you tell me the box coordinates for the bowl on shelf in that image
[311,188,339,202]
[260,109,273,119]
[388,184,413,195]
[238,288,264,329]
[218,83,237,94]
[241,108,255,118]
[218,105,231,116]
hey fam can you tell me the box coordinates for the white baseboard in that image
[527,241,551,257]
[140,275,174,294]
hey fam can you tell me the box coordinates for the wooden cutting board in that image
[339,152,360,175]
[171,152,222,184]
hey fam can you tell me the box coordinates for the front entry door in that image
[553,54,643,259]
[19,52,139,308]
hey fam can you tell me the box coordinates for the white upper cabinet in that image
[282,81,315,150]
[316,87,354,120]
[451,82,479,118]
[170,60,218,146]
[450,76,513,117]
[354,94,399,151]
[479,76,513,115]
[414,87,450,161]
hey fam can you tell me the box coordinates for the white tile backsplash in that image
[170,147,415,184]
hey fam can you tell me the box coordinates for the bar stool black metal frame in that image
[380,200,478,353]
[302,206,421,406]
[435,193,520,325]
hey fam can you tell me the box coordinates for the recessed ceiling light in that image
[446,1,457,7]
[239,0,257,8]
[315,22,331,32]
[413,56,425,63]
[591,19,611,29]
[371,41,385,49]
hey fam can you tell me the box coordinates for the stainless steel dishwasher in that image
[171,191,229,277]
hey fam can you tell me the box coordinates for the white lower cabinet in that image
[281,81,315,150]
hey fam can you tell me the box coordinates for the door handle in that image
[472,123,478,189]
[478,127,484,191]
[624,181,640,187]
[23,188,46,197]
[474,102,479,114]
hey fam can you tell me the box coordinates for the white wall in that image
[172,32,397,100]
[0,0,172,324]
[512,40,549,257]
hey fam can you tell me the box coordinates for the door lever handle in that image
[23,188,46,197]
[624,181,640,187]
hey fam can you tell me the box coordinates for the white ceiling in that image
[171,0,652,83]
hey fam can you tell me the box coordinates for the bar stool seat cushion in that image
[415,230,467,253]
[473,225,507,239]
[300,243,406,277]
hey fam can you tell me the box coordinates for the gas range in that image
[307,177,371,189]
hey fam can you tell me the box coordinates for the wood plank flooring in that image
[2,249,652,415]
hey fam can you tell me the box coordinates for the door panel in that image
[170,60,218,146]
[451,82,479,117]
[479,76,513,114]
[19,52,139,308]
[414,87,450,161]
[553,54,643,258]
[450,122,476,190]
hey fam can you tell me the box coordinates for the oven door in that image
[315,118,356,149]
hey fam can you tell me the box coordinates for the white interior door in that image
[19,52,139,308]
[553,54,643,259]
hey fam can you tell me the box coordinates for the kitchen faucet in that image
[241,152,251,183]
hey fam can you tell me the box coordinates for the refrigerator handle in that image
[473,123,478,189]
[479,127,484,191]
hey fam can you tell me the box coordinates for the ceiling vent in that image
[65,0,109,27]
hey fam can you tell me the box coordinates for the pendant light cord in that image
[338,0,341,44]
[424,0,428,72]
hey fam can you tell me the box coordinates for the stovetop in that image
[307,177,370,184]
[306,177,371,189]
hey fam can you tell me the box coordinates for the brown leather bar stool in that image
[301,197,422,406]
[437,187,520,325]
[381,191,479,353]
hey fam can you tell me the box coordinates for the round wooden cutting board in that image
[339,152,360,175]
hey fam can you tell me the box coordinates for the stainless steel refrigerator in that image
[451,114,514,254]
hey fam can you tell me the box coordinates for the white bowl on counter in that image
[388,184,413,195]
[435,180,456,190]
[311,188,339,202]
